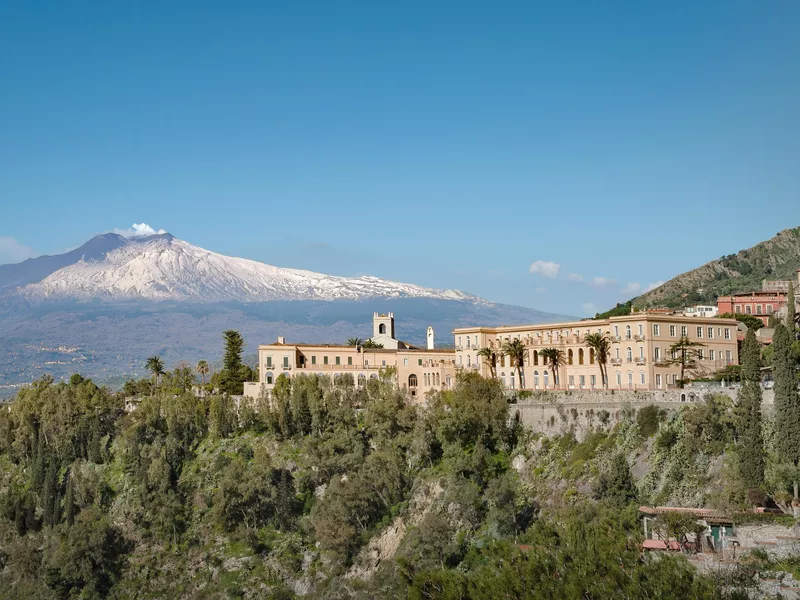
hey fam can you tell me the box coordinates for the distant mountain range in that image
[630,226,800,309]
[0,232,572,391]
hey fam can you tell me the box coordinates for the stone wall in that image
[510,388,775,440]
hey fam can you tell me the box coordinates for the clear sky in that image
[1,1,799,316]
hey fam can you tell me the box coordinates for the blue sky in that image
[1,1,799,316]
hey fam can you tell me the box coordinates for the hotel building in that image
[453,313,739,391]
[243,313,456,400]
[717,268,800,326]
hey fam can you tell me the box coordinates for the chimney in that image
[277,336,286,344]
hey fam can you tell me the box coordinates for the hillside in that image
[0,372,790,599]
[634,226,800,308]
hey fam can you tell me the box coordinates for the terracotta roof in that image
[639,506,732,522]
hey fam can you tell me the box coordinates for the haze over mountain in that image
[0,231,571,391]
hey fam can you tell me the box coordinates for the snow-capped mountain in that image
[15,233,485,304]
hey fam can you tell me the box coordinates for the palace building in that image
[453,313,739,391]
[243,313,456,400]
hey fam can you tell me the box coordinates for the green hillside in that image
[632,226,800,309]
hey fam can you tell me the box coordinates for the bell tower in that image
[427,326,435,350]
[373,312,395,339]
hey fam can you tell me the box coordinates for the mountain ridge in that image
[631,226,800,308]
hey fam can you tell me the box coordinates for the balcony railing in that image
[634,335,646,341]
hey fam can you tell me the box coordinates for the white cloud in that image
[582,302,597,315]
[535,287,547,293]
[112,223,167,238]
[646,280,664,292]
[567,273,583,282]
[529,260,561,278]
[621,282,642,294]
[0,236,37,265]
[590,276,616,287]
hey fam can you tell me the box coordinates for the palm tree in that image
[584,332,611,389]
[476,347,498,379]
[347,337,363,347]
[196,360,209,386]
[540,348,564,389]
[667,336,703,385]
[145,356,165,393]
[361,340,384,349]
[502,339,526,389]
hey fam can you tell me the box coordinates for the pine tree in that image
[595,452,637,507]
[773,323,800,497]
[222,330,246,395]
[737,328,765,491]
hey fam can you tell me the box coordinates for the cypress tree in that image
[42,463,57,527]
[737,329,765,491]
[788,282,797,338]
[89,416,102,464]
[773,323,800,496]
[65,472,75,526]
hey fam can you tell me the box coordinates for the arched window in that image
[568,349,574,365]
[500,373,506,387]
[625,325,631,339]
[501,356,506,368]
[466,337,470,348]
[533,350,539,366]
[467,355,471,367]
[266,372,274,385]
[590,348,595,364]
[379,323,386,334]
[543,371,549,389]
[446,376,451,387]
[357,374,366,387]
[578,348,584,364]
[628,372,633,387]
[534,371,539,388]
[370,374,378,379]
[435,373,440,386]
[626,347,632,362]
[408,374,418,387]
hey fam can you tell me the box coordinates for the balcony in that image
[635,358,647,365]
[634,335,646,341]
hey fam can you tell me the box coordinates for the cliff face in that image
[634,227,800,308]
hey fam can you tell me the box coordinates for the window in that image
[324,356,329,365]
[697,349,704,360]
[745,305,752,314]
[726,350,732,363]
[403,358,409,366]
[654,347,661,361]
[767,305,774,314]
[500,373,506,387]
[311,355,317,365]
[409,374,417,387]
[709,350,715,361]
[639,346,645,359]
[568,375,574,389]
[467,355,471,367]
[379,323,387,334]
[653,324,661,336]
[544,371,549,388]
[266,356,273,368]
[614,325,619,338]
[625,325,631,339]
[669,325,676,337]
[579,375,585,389]
[381,360,386,367]
[533,350,539,366]
[628,372,633,386]
[626,347,632,362]
[590,374,596,388]
[681,326,687,337]
[335,356,341,365]
[735,304,742,313]
[534,371,539,388]
[615,348,620,360]
[266,373,275,385]
[616,372,622,386]
[465,337,470,348]
[589,348,595,364]
[457,336,461,346]
[696,327,703,338]
[724,328,731,340]
[640,372,646,385]
[510,376,515,389]
[283,356,289,368]
[457,355,462,366]
[707,327,714,339]
[418,359,423,366]
[656,374,662,388]
[638,324,643,337]
[364,360,369,366]
[568,349,574,365]
[474,335,478,345]
[578,348,584,365]
[347,356,352,366]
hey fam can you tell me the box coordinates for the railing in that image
[635,358,647,365]
[634,335,646,341]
